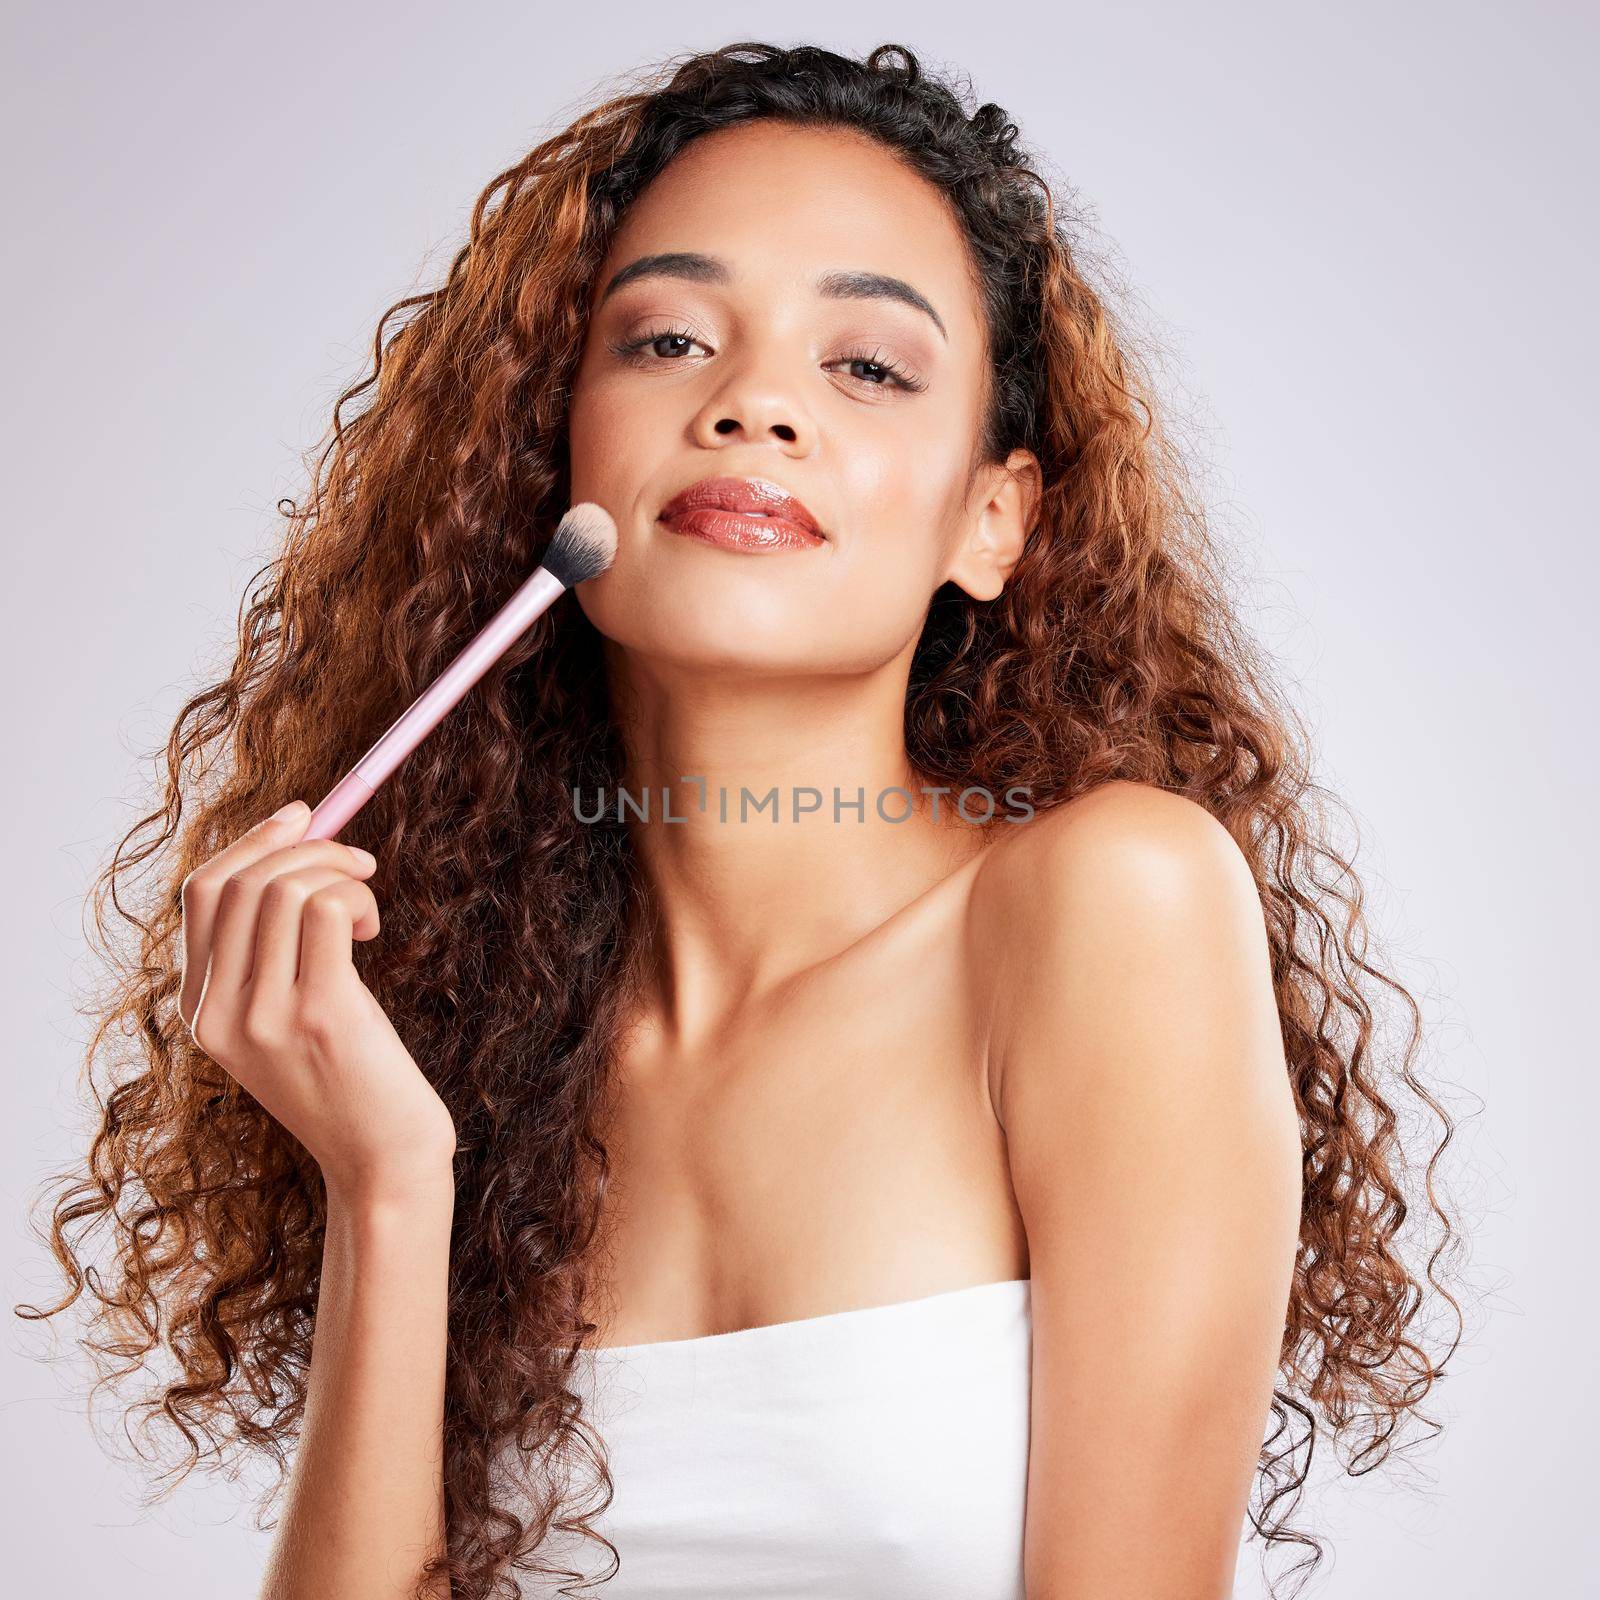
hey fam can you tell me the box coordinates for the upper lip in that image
[658,475,824,538]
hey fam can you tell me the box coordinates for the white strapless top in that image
[513,1277,1032,1597]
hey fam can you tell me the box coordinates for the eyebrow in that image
[597,251,948,341]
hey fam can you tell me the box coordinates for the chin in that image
[584,556,815,642]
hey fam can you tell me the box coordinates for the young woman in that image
[20,40,1466,1600]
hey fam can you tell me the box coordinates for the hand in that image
[178,800,457,1202]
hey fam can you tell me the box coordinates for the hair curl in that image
[16,39,1476,1600]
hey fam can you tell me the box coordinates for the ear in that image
[943,448,1042,602]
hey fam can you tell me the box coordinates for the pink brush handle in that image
[303,565,566,841]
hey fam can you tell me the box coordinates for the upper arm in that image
[972,782,1302,1600]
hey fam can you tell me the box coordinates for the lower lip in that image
[659,508,825,553]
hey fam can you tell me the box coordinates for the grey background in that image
[4,1,1593,1595]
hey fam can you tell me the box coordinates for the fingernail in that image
[350,847,377,869]
[271,800,308,822]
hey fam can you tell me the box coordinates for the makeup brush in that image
[302,501,618,842]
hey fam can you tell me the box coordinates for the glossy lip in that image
[657,475,826,550]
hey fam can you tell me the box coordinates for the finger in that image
[297,877,382,993]
[249,864,379,1001]
[203,839,376,1006]
[180,801,311,1026]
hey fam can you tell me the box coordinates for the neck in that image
[595,637,988,1046]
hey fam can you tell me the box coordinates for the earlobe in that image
[945,449,1043,602]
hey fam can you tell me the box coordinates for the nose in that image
[690,350,817,455]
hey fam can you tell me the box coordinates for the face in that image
[567,120,1038,676]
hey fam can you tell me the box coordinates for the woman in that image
[19,40,1466,1600]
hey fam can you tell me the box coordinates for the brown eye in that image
[829,345,926,393]
[609,324,707,363]
[607,325,927,395]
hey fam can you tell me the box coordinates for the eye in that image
[607,324,927,395]
[827,345,928,394]
[608,323,709,364]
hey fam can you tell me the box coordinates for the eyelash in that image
[607,324,928,394]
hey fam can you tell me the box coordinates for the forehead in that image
[594,122,982,342]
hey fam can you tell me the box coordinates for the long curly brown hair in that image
[15,39,1475,1600]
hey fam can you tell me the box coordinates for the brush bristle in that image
[542,502,618,587]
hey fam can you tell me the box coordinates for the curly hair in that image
[15,39,1474,1600]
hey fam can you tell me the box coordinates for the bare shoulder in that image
[969,781,1304,1595]
[970,778,1257,934]
[965,779,1275,1122]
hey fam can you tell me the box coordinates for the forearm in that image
[259,1170,457,1600]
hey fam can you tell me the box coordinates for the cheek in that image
[832,429,969,595]
[566,375,625,501]
[838,398,973,529]
[567,344,674,504]
[820,518,951,660]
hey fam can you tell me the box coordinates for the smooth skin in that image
[566,121,1303,1600]
[180,803,458,1600]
